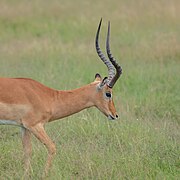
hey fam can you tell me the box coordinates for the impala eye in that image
[106,92,112,98]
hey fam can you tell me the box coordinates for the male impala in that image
[0,19,122,176]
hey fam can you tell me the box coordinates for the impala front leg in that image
[29,123,56,177]
[21,127,32,177]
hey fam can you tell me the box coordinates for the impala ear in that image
[94,73,102,81]
[98,77,108,89]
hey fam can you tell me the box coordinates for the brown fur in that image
[0,76,118,177]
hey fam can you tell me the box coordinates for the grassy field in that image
[0,0,180,179]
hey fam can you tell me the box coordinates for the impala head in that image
[94,18,122,120]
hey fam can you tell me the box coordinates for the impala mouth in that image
[108,114,116,120]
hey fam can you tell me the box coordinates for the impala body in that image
[0,76,117,125]
[0,19,122,177]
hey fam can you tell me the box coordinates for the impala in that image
[0,19,122,176]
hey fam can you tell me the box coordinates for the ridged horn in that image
[106,21,122,88]
[95,18,115,84]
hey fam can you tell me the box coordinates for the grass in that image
[0,0,180,179]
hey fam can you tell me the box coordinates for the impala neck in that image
[51,83,96,121]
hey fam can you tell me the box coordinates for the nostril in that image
[116,114,119,119]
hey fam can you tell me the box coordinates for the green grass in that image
[0,0,180,179]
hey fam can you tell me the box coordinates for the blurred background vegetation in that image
[0,0,179,179]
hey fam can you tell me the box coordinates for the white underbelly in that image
[0,120,22,127]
